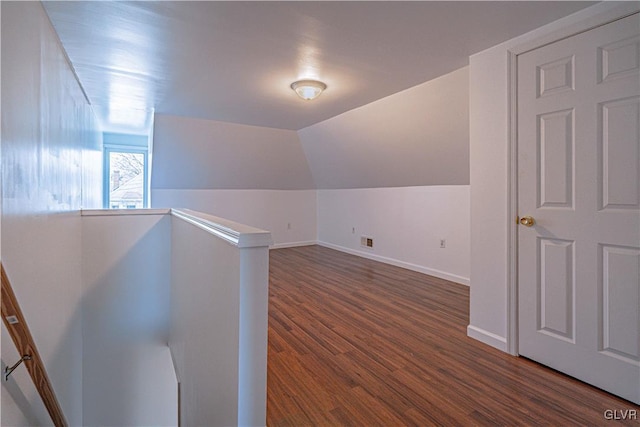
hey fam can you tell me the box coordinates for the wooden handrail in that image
[1,263,68,427]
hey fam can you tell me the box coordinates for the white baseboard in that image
[467,325,507,352]
[317,241,470,286]
[270,240,318,249]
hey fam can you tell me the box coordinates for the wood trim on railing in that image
[1,263,68,427]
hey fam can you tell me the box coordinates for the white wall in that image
[153,189,316,248]
[1,328,49,426]
[299,67,469,189]
[151,114,317,248]
[81,211,177,427]
[318,186,470,285]
[468,41,511,349]
[1,2,102,425]
[305,67,470,285]
[468,2,639,352]
[152,114,315,190]
[152,69,471,284]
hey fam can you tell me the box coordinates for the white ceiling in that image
[43,1,597,132]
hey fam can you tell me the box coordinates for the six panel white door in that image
[518,13,640,404]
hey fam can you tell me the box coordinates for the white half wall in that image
[170,210,271,426]
[317,186,470,285]
[81,210,177,427]
[152,189,317,248]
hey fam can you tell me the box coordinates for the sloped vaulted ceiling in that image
[299,67,470,189]
[43,1,597,190]
[43,1,596,131]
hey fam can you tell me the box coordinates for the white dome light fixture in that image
[290,79,327,101]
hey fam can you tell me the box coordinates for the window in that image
[103,133,149,209]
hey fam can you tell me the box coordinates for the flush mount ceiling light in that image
[290,79,327,101]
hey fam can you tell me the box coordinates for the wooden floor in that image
[266,245,638,426]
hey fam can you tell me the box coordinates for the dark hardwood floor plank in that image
[266,245,638,426]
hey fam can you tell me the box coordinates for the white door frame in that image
[505,2,640,356]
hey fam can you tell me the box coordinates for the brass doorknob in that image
[519,216,535,227]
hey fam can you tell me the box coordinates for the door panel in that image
[600,245,640,362]
[598,35,640,83]
[600,96,639,210]
[538,109,575,208]
[518,13,640,404]
[538,238,575,342]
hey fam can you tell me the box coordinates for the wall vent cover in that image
[360,236,374,248]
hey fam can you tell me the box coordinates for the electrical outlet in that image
[440,239,446,248]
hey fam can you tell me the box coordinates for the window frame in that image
[103,144,149,209]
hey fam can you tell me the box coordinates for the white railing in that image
[170,209,272,427]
